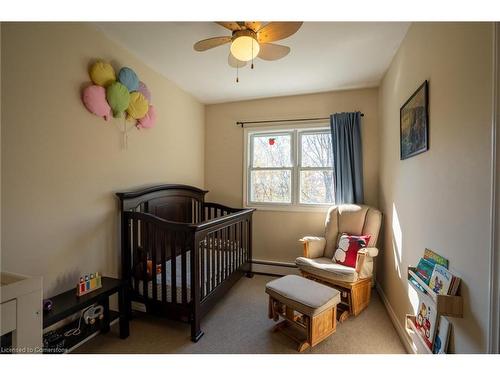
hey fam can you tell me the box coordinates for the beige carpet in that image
[76,275,406,354]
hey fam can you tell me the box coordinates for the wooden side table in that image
[43,277,129,353]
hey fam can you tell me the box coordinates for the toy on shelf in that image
[76,272,102,297]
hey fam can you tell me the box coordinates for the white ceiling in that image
[94,22,410,104]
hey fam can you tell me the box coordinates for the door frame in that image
[489,21,500,354]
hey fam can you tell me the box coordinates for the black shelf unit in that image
[43,310,120,353]
[43,276,129,353]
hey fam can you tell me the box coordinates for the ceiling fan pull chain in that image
[236,64,239,83]
[251,40,254,69]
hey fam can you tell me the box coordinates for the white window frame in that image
[243,123,335,212]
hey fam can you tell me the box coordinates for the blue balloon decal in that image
[118,67,139,92]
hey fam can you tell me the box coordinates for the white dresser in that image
[0,272,43,353]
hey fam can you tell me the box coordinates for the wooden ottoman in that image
[265,275,340,352]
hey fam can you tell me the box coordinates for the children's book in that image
[449,275,461,296]
[415,290,438,350]
[409,275,426,293]
[432,316,451,354]
[424,248,449,269]
[415,258,435,285]
[429,264,453,295]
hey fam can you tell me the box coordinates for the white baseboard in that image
[251,259,301,276]
[131,301,146,313]
[376,283,415,354]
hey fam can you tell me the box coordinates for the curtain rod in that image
[236,113,364,128]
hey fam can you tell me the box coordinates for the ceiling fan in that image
[193,22,303,82]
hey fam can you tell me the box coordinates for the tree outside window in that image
[247,127,334,208]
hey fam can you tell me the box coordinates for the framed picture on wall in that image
[400,80,429,160]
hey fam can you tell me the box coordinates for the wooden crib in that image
[117,184,255,342]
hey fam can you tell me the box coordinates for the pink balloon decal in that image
[138,81,152,102]
[137,105,157,129]
[82,85,111,121]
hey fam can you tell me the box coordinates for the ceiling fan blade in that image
[258,43,291,61]
[244,21,263,32]
[228,53,247,68]
[257,22,303,43]
[193,36,231,52]
[216,22,241,31]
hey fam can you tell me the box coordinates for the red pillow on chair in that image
[333,233,371,268]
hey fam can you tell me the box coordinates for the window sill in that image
[244,203,333,213]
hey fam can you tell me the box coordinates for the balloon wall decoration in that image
[137,105,157,129]
[81,59,156,137]
[118,67,139,92]
[82,85,111,121]
[138,81,152,102]
[106,82,130,118]
[89,61,116,87]
[126,92,149,121]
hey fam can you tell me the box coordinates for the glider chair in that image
[296,204,382,320]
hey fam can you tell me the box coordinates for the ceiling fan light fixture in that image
[230,35,260,62]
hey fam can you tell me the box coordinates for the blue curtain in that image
[330,112,364,204]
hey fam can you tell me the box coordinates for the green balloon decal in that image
[106,82,130,118]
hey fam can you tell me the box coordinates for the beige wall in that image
[1,23,205,296]
[205,89,379,262]
[0,22,2,274]
[378,22,493,353]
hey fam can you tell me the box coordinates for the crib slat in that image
[221,227,226,281]
[211,232,215,292]
[133,218,139,295]
[142,221,148,300]
[237,222,240,270]
[219,229,222,281]
[214,232,218,288]
[224,227,229,280]
[240,221,244,268]
[206,232,211,295]
[220,229,224,284]
[227,227,231,279]
[234,222,238,270]
[214,230,219,285]
[232,223,236,273]
[228,225,232,275]
[226,226,230,278]
[152,223,158,302]
[237,223,240,269]
[161,228,167,304]
[233,224,237,272]
[234,224,238,273]
[171,231,177,304]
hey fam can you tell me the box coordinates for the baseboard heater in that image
[251,259,300,277]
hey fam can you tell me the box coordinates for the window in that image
[245,126,334,210]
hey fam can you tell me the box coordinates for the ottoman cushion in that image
[265,275,340,316]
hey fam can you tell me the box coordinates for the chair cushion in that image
[333,233,371,268]
[265,275,340,316]
[295,256,359,283]
[324,205,382,258]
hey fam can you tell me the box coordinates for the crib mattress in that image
[135,247,247,303]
